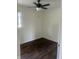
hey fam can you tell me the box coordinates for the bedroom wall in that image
[17,5,45,44]
[17,5,61,44]
[42,7,62,42]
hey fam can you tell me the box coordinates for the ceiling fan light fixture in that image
[36,7,41,11]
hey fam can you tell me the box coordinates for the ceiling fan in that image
[33,0,50,11]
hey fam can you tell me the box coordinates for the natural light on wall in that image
[18,12,22,28]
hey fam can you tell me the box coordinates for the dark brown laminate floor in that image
[20,38,57,59]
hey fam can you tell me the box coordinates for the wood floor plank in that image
[20,38,57,59]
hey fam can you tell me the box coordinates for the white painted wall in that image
[17,5,45,44]
[42,7,61,42]
[18,4,61,44]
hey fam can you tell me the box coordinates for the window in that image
[18,12,22,28]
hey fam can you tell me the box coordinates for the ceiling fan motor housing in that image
[37,3,42,8]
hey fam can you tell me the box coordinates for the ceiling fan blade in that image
[33,2,38,5]
[41,6,48,9]
[38,0,41,3]
[42,4,50,6]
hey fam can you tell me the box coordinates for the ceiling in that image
[18,0,61,8]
